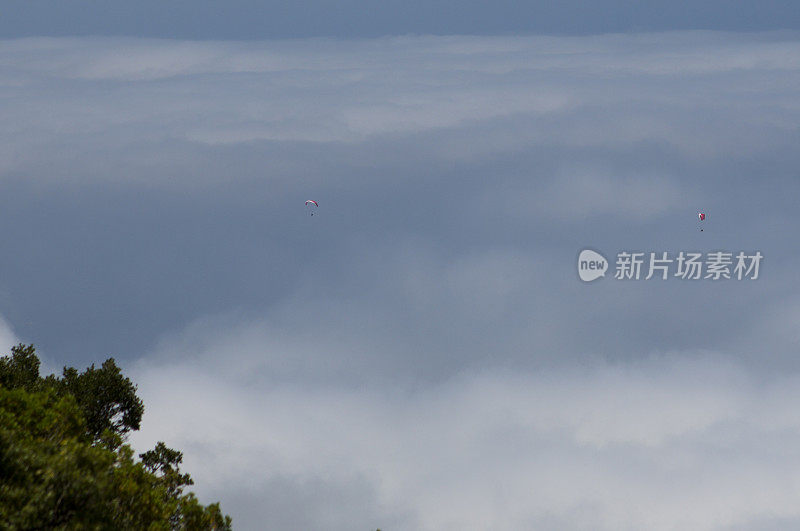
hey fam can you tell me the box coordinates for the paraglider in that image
[306,200,318,216]
[698,211,705,231]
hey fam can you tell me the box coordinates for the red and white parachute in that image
[306,200,318,215]
[698,211,705,231]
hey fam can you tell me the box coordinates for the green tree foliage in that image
[0,344,42,392]
[140,441,231,529]
[1,344,145,442]
[0,344,232,530]
[57,358,145,442]
[141,442,195,498]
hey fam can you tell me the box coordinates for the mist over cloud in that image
[2,31,800,528]
[0,316,20,353]
[131,349,800,530]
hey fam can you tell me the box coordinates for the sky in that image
[1,0,799,38]
[2,3,800,530]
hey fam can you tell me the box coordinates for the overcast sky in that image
[2,3,800,530]
[1,0,799,38]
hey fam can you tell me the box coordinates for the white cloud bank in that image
[131,338,800,530]
[1,31,798,191]
[0,317,20,353]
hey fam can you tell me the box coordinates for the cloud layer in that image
[2,0,800,39]
[1,32,799,528]
[131,347,800,530]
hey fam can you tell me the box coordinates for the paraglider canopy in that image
[698,211,705,230]
[306,200,318,215]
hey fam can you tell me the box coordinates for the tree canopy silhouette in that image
[0,344,231,529]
